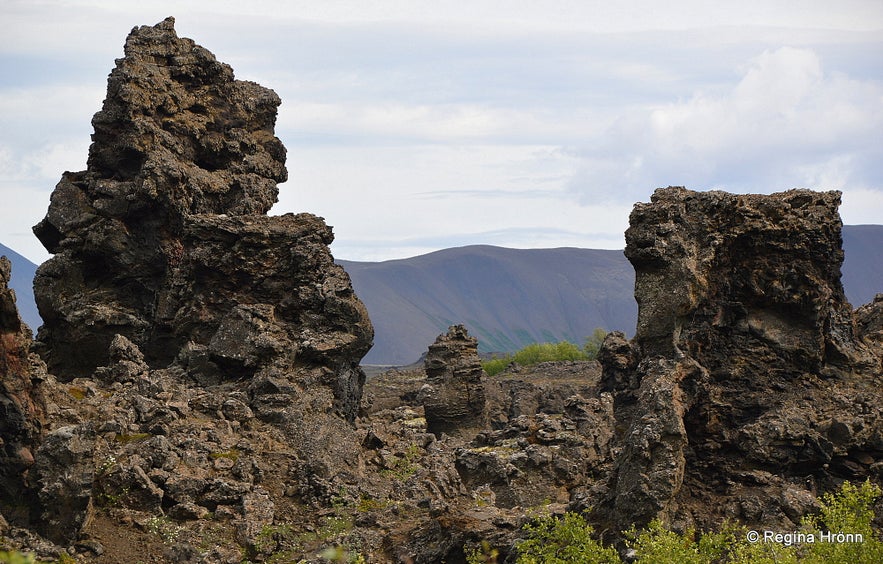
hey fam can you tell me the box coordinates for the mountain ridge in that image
[4,223,881,366]
[340,223,883,365]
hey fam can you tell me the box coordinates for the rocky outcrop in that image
[31,18,372,421]
[421,325,487,438]
[598,187,883,533]
[14,17,374,550]
[0,257,45,521]
[856,294,883,355]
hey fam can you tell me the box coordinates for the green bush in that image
[0,552,38,564]
[515,512,619,563]
[506,480,882,564]
[627,519,731,564]
[798,479,883,563]
[482,330,607,376]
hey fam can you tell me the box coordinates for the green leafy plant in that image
[0,551,38,564]
[482,331,607,376]
[503,480,883,564]
[466,540,500,563]
[515,512,619,563]
[797,479,883,563]
[627,519,732,564]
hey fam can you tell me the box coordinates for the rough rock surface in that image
[0,258,45,521]
[17,17,373,550]
[597,187,883,534]
[421,325,487,437]
[31,17,372,415]
[856,294,883,354]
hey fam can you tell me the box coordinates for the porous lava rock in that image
[31,17,372,422]
[17,18,373,549]
[0,257,45,520]
[598,187,883,534]
[856,294,883,356]
[421,325,487,437]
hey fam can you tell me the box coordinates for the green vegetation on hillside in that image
[481,329,607,376]
[466,480,883,563]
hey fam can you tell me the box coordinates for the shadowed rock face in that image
[422,325,487,437]
[0,257,45,519]
[600,187,883,533]
[31,17,372,421]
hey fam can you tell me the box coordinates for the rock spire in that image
[31,17,372,424]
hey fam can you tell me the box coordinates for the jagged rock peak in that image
[625,187,867,369]
[598,187,882,534]
[29,17,373,422]
[83,16,287,217]
[422,325,487,437]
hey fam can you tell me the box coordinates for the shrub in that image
[0,552,37,564]
[482,331,607,376]
[798,479,883,563]
[627,519,735,564]
[515,512,619,563]
[505,480,882,564]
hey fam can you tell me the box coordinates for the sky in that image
[1,1,882,264]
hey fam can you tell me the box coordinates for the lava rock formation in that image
[31,17,372,422]
[598,187,883,533]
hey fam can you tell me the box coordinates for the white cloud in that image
[2,3,881,265]
[272,143,625,260]
[568,46,883,201]
[841,188,883,225]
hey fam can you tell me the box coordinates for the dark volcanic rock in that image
[15,18,374,549]
[856,294,883,356]
[421,325,487,438]
[31,425,96,545]
[0,257,45,519]
[598,187,883,533]
[31,18,371,422]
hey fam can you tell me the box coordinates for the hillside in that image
[0,243,40,333]
[339,245,636,365]
[842,224,883,308]
[341,223,883,365]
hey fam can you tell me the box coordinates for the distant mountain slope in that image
[0,244,41,333]
[841,225,883,308]
[3,224,880,365]
[341,225,883,365]
[339,245,637,365]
